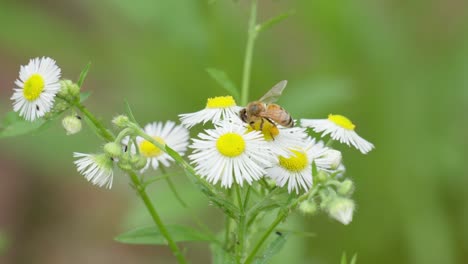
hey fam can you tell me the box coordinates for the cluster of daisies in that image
[10,57,374,198]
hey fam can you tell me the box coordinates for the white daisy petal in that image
[122,121,189,173]
[11,57,61,121]
[179,96,242,128]
[301,114,374,154]
[189,120,272,188]
[73,152,114,189]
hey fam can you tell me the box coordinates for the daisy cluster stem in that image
[240,0,258,106]
[74,102,114,142]
[235,184,247,263]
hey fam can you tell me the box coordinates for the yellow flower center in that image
[247,119,280,141]
[23,74,45,101]
[139,136,165,157]
[328,114,355,130]
[206,96,236,108]
[279,150,308,172]
[216,133,245,157]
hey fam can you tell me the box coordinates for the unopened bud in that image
[324,149,342,170]
[299,200,318,215]
[131,155,148,170]
[112,115,130,128]
[337,179,354,196]
[104,142,122,158]
[59,80,80,100]
[62,115,82,135]
[315,170,329,183]
[327,197,355,225]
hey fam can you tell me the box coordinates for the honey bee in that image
[240,80,294,138]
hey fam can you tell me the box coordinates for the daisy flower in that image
[189,120,272,188]
[11,57,61,121]
[266,137,325,194]
[301,114,374,154]
[73,153,114,189]
[179,96,242,128]
[124,121,189,172]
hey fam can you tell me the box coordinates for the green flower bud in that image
[337,179,354,196]
[131,155,148,170]
[58,80,80,100]
[62,115,82,135]
[299,200,318,215]
[315,170,329,183]
[104,142,122,158]
[112,115,130,128]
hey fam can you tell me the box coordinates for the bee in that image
[240,80,293,139]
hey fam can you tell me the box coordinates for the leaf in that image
[211,243,236,264]
[0,112,45,138]
[253,233,288,264]
[115,225,214,245]
[206,68,240,101]
[341,252,348,264]
[80,91,91,103]
[256,10,295,33]
[124,100,138,123]
[77,62,91,88]
[350,253,358,264]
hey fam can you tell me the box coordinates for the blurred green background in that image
[1,0,467,263]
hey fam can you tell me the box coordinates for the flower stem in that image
[127,171,188,264]
[240,0,258,106]
[235,184,246,263]
[74,102,114,142]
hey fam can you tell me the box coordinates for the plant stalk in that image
[240,0,259,106]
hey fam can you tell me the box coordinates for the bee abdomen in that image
[285,117,294,127]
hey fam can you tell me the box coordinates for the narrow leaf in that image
[341,252,348,264]
[124,100,138,123]
[350,253,358,264]
[256,10,295,33]
[77,62,91,88]
[0,112,45,138]
[115,225,214,245]
[80,91,91,103]
[206,68,240,101]
[253,233,288,264]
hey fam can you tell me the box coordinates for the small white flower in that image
[11,57,61,121]
[327,197,355,225]
[301,114,374,154]
[266,137,320,194]
[124,121,189,172]
[179,96,242,128]
[189,120,272,188]
[62,115,82,135]
[73,153,114,189]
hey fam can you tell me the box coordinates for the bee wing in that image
[258,80,288,103]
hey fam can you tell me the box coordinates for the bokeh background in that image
[1,0,467,263]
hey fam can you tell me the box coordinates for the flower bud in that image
[324,149,342,170]
[337,179,354,196]
[112,115,130,128]
[131,155,148,170]
[315,170,329,183]
[299,200,318,215]
[327,197,355,225]
[62,115,82,135]
[104,142,122,158]
[58,80,80,100]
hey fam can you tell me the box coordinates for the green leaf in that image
[77,62,91,88]
[253,233,288,264]
[0,112,45,138]
[80,91,92,103]
[211,243,236,264]
[341,252,348,264]
[124,100,138,123]
[350,253,358,264]
[256,10,295,33]
[115,225,214,245]
[206,68,240,101]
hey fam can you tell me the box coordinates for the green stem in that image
[127,171,188,264]
[243,186,252,209]
[235,184,246,263]
[75,102,114,142]
[240,0,258,106]
[224,188,233,248]
[160,167,188,208]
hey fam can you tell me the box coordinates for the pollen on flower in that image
[139,136,165,157]
[328,114,355,130]
[205,96,236,108]
[279,149,308,172]
[216,133,245,157]
[23,74,45,101]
